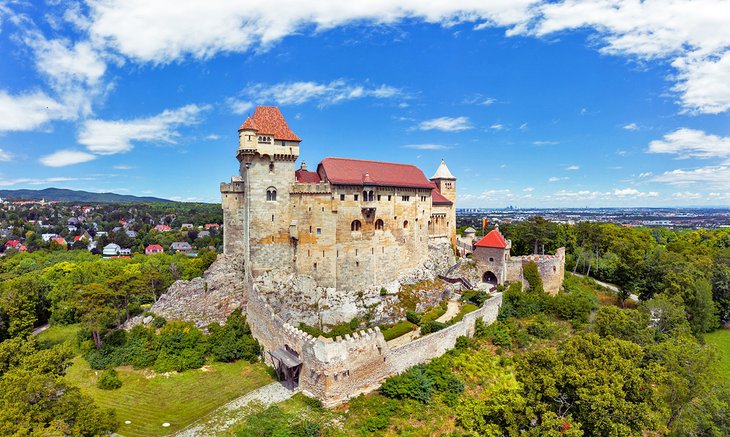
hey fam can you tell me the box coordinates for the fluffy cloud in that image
[552,188,658,200]
[418,116,472,132]
[0,90,71,132]
[672,191,702,199]
[77,104,210,155]
[226,99,253,115]
[0,149,12,161]
[38,150,97,167]
[652,165,730,188]
[623,123,639,131]
[242,80,402,107]
[566,165,580,171]
[648,128,730,159]
[548,176,568,182]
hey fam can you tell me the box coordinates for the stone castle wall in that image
[246,283,502,406]
[515,247,565,294]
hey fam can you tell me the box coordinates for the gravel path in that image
[173,382,297,437]
[436,301,460,323]
[572,273,639,301]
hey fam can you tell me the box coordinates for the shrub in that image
[462,289,490,306]
[382,321,416,341]
[523,261,544,293]
[421,304,447,324]
[405,310,421,325]
[151,316,167,328]
[97,368,122,390]
[449,303,478,324]
[208,309,260,363]
[380,287,387,296]
[380,365,434,403]
[420,320,448,335]
[527,316,559,340]
[548,291,597,326]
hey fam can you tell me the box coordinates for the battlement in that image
[291,182,332,194]
[220,181,245,193]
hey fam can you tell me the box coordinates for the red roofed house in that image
[145,244,164,255]
[51,237,68,249]
[221,105,457,294]
[5,240,21,250]
[154,224,171,232]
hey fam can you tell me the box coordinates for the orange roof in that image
[475,228,508,249]
[295,168,321,183]
[239,106,301,142]
[429,181,452,205]
[317,157,433,189]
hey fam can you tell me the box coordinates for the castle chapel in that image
[221,106,457,292]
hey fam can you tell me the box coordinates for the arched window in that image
[266,187,277,201]
[362,190,368,200]
[375,219,384,230]
[351,220,361,231]
[368,190,374,201]
[403,220,409,229]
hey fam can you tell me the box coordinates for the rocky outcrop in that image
[127,255,247,329]
[254,240,456,327]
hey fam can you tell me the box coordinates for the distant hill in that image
[0,188,173,203]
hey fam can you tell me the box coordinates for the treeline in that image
[496,218,730,331]
[0,249,216,341]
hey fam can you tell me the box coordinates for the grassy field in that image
[65,357,273,437]
[36,323,82,354]
[706,328,730,382]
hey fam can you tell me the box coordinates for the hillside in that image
[0,188,172,203]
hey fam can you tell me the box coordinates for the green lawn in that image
[36,323,82,355]
[65,357,273,437]
[706,329,730,382]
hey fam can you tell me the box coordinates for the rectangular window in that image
[401,195,410,202]
[316,228,321,235]
[340,194,345,201]
[377,195,381,201]
[388,195,391,201]
[354,194,359,201]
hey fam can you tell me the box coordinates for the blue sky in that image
[1,1,729,207]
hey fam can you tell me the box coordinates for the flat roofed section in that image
[270,347,302,368]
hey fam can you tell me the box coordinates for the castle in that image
[221,106,457,293]
[210,106,562,405]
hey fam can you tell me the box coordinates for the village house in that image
[145,244,164,255]
[155,224,171,232]
[170,241,193,252]
[102,243,121,257]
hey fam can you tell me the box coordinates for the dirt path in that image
[386,329,421,348]
[571,273,639,301]
[436,301,460,323]
[172,382,297,437]
[31,323,50,335]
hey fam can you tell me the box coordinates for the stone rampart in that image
[515,247,565,294]
[246,284,502,406]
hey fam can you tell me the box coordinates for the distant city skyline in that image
[1,1,729,207]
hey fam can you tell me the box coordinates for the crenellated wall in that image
[515,247,565,294]
[246,283,502,406]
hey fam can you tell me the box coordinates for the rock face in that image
[127,255,247,329]
[254,239,456,327]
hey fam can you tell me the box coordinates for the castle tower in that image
[430,159,457,245]
[221,106,301,277]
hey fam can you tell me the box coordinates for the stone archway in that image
[482,271,498,285]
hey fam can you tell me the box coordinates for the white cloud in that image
[417,116,472,132]
[26,35,106,88]
[652,165,730,188]
[403,144,452,150]
[672,191,702,199]
[205,134,221,140]
[489,123,505,130]
[648,128,730,159]
[243,80,402,107]
[613,188,658,198]
[39,149,97,167]
[548,176,569,182]
[112,164,133,170]
[623,122,639,131]
[566,165,580,171]
[528,0,730,114]
[519,123,528,130]
[0,90,71,132]
[227,99,253,115]
[0,149,12,161]
[523,187,534,192]
[0,176,95,187]
[86,1,537,63]
[78,104,210,155]
[533,140,559,145]
[639,172,653,178]
[552,188,658,200]
[463,94,497,106]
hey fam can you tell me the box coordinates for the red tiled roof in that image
[5,240,20,247]
[429,181,453,205]
[146,244,164,252]
[475,228,508,249]
[295,169,321,183]
[238,106,301,142]
[317,157,433,189]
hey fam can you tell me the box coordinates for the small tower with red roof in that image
[473,226,511,287]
